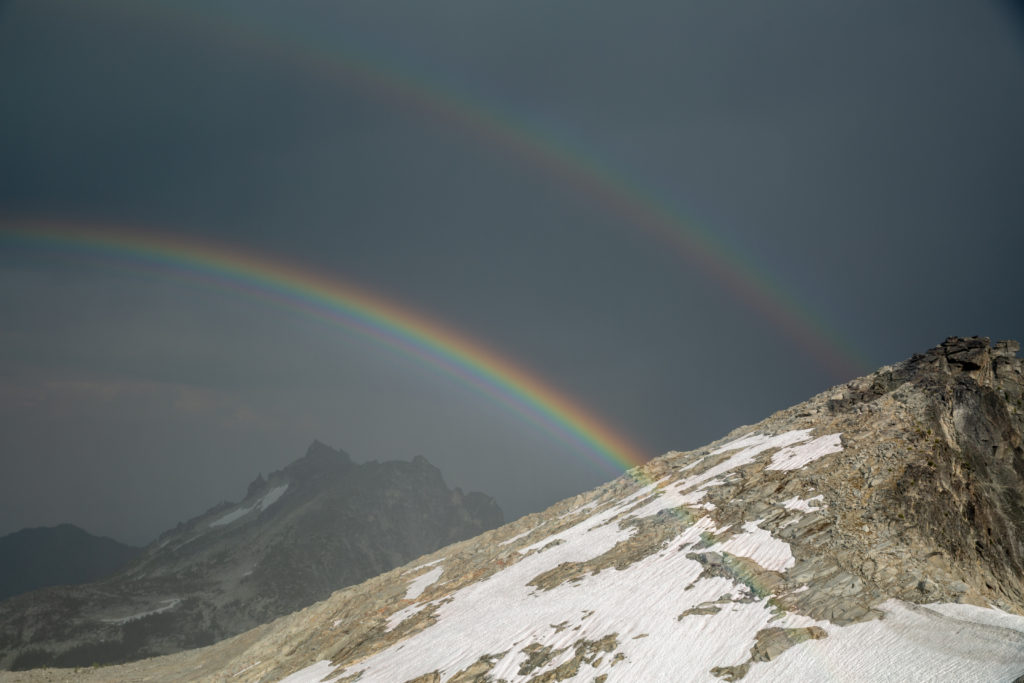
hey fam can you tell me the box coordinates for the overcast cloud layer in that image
[1,0,1022,544]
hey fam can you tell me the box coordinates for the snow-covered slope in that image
[209,484,289,528]
[5,337,1023,682]
[280,429,1024,683]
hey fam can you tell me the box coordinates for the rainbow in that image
[1,222,648,474]
[85,1,871,380]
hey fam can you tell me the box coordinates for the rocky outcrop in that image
[3,337,1023,682]
[0,443,502,670]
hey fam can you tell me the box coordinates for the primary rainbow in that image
[94,1,871,380]
[1,223,648,474]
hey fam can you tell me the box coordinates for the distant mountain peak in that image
[245,472,266,498]
[297,439,352,467]
[0,442,502,670]
[303,439,353,463]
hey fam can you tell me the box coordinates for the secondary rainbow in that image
[92,1,871,379]
[2,223,648,474]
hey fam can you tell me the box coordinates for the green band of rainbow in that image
[1,223,648,473]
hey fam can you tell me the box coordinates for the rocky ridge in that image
[2,336,1023,681]
[0,444,502,670]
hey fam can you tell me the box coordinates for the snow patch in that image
[102,598,181,625]
[678,458,703,472]
[499,528,537,546]
[405,558,444,574]
[782,495,825,513]
[259,483,289,510]
[684,430,813,492]
[210,504,256,528]
[385,598,446,631]
[405,566,444,600]
[709,520,795,572]
[210,483,289,528]
[518,480,666,556]
[231,660,261,678]
[626,484,707,518]
[766,433,843,471]
[710,430,813,456]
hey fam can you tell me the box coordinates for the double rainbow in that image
[2,223,649,473]
[68,1,867,379]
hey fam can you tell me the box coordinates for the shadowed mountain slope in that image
[0,525,140,602]
[0,443,502,670]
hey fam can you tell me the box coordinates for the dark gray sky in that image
[2,1,1022,545]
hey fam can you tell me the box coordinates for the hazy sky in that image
[2,1,1022,545]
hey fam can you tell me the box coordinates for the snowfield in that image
[404,566,444,600]
[211,483,289,528]
[744,600,1024,682]
[283,430,1024,682]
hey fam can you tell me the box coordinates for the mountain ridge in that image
[0,524,140,602]
[3,336,1023,681]
[0,443,503,670]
